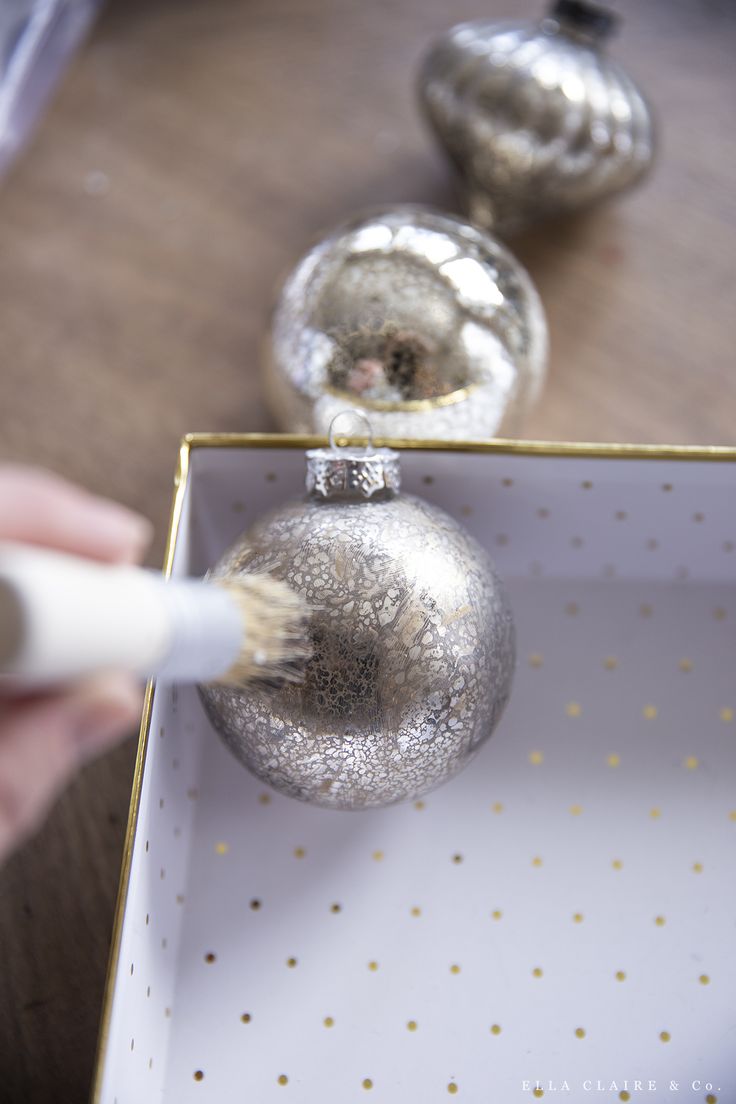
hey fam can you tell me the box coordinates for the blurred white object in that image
[0,0,102,178]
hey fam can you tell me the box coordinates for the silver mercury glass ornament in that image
[263,205,547,441]
[199,413,515,810]
[419,0,656,236]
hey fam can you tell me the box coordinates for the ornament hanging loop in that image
[307,410,400,501]
[328,410,374,455]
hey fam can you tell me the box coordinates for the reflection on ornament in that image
[199,414,515,810]
[419,0,655,235]
[263,206,547,440]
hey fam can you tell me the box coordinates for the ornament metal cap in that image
[306,412,400,500]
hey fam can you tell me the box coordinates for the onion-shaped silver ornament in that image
[199,416,515,810]
[263,206,547,440]
[419,0,655,235]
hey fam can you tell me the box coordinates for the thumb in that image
[0,674,142,864]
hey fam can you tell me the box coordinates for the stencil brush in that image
[0,543,310,688]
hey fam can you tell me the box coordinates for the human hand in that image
[0,466,152,864]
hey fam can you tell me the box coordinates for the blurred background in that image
[0,0,734,1100]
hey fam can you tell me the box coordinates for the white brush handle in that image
[0,543,243,686]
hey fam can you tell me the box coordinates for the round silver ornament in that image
[419,0,655,236]
[199,418,515,810]
[263,206,547,441]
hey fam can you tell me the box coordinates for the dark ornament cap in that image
[549,0,619,41]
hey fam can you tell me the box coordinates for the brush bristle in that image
[213,575,312,686]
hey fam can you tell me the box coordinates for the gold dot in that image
[720,707,733,722]
[411,906,422,917]
[448,1083,458,1095]
[330,903,342,913]
[730,810,736,822]
[204,952,216,964]
[572,912,583,923]
[501,478,513,487]
[450,964,461,974]
[250,899,261,911]
[607,753,621,767]
[615,970,626,981]
[615,510,627,521]
[362,1078,373,1090]
[693,861,703,873]
[490,1023,501,1035]
[533,1088,544,1098]
[496,534,509,546]
[528,653,543,668]
[193,1071,204,1082]
[620,1093,631,1102]
[612,859,623,870]
[650,807,662,819]
[293,846,306,859]
[531,856,543,867]
[714,607,727,621]
[414,800,426,811]
[655,915,666,926]
[581,480,593,490]
[368,961,379,971]
[699,973,710,985]
[693,512,705,523]
[407,1020,418,1031]
[241,1012,251,1023]
[604,656,618,670]
[566,701,581,717]
[706,1095,718,1103]
[176,894,185,906]
[684,755,699,770]
[452,853,463,864]
[661,483,673,492]
[659,1030,670,1043]
[643,704,658,719]
[575,1027,585,1038]
[528,750,544,766]
[491,909,502,921]
[492,801,504,814]
[460,505,473,517]
[287,957,297,968]
[565,602,579,616]
[679,658,693,672]
[569,804,583,816]
[258,792,271,805]
[324,1015,334,1027]
[372,850,384,862]
[640,603,653,617]
[532,967,543,978]
[278,1074,288,1085]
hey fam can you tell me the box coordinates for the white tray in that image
[93,436,736,1104]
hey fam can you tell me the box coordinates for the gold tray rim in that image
[90,431,736,1102]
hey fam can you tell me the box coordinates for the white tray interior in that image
[97,444,736,1103]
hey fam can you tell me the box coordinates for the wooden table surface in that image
[0,0,733,1099]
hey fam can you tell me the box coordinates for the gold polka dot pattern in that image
[118,451,736,1099]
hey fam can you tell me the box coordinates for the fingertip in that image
[70,673,144,755]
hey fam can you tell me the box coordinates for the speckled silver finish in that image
[263,206,547,441]
[199,445,515,810]
[419,1,655,235]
